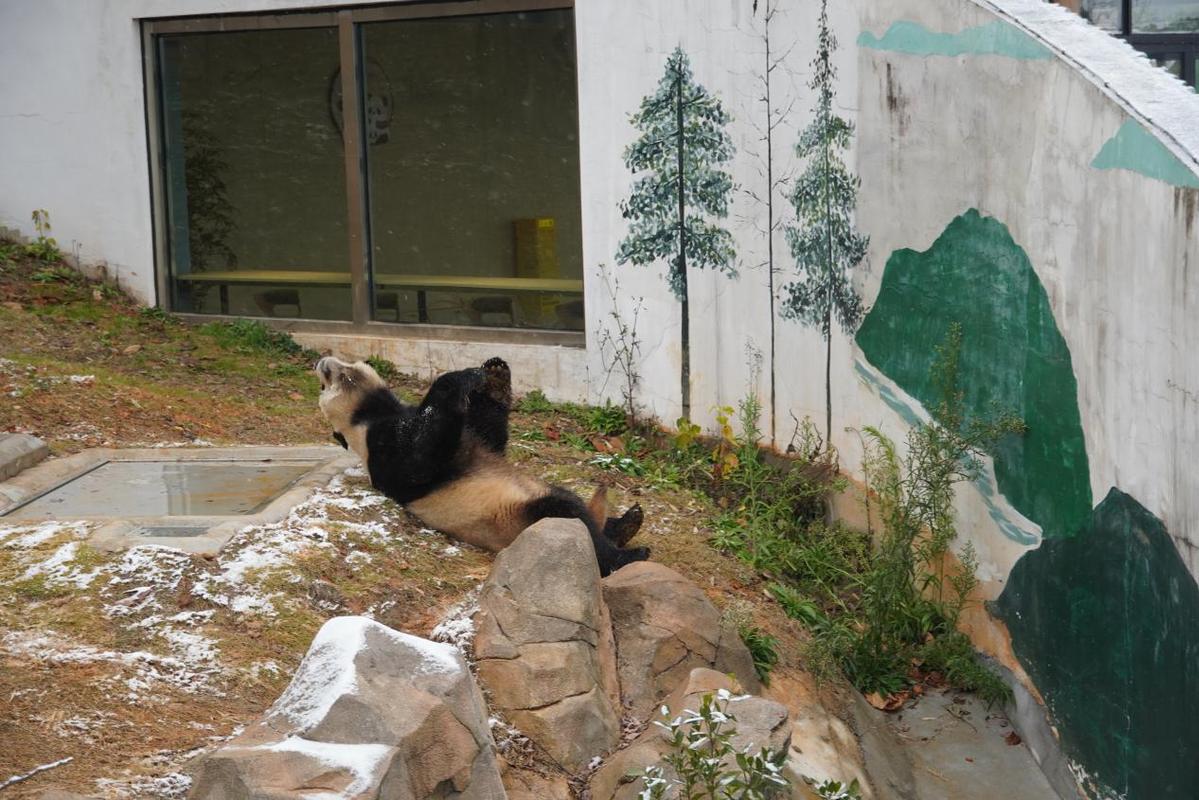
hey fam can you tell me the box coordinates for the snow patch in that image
[252,737,393,798]
[269,617,460,732]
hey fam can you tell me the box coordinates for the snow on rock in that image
[190,616,505,800]
[267,616,460,733]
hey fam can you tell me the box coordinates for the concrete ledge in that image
[0,434,49,482]
[0,445,357,556]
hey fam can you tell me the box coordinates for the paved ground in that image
[855,689,1061,800]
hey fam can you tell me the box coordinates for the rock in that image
[602,561,761,718]
[590,668,792,800]
[472,518,621,771]
[189,616,504,800]
[502,770,572,800]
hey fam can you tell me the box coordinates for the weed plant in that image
[199,319,317,362]
[639,690,790,800]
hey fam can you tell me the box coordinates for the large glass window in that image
[158,27,351,320]
[151,5,585,333]
[361,10,584,330]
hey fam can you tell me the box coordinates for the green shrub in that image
[364,355,399,383]
[739,625,780,685]
[201,319,316,361]
[638,690,790,800]
[585,401,628,436]
[516,389,554,413]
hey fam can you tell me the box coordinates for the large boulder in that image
[472,518,621,772]
[590,668,792,800]
[602,561,760,718]
[189,616,504,799]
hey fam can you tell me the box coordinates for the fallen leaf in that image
[288,392,303,401]
[543,424,560,441]
[123,344,141,355]
[865,692,887,710]
[1004,731,1022,746]
[965,757,974,763]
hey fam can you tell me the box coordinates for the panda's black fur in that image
[316,355,648,576]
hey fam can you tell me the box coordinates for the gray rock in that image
[189,616,504,800]
[602,561,761,718]
[472,518,621,771]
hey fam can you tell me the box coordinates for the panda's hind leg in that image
[603,503,644,547]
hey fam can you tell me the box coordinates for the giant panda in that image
[315,355,649,576]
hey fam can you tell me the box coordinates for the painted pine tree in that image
[617,46,736,421]
[781,0,867,447]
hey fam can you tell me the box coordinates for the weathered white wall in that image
[576,0,860,447]
[0,0,383,303]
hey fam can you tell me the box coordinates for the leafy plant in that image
[589,453,644,477]
[201,319,316,361]
[836,323,1022,702]
[585,402,628,437]
[364,355,399,383]
[811,778,862,800]
[618,45,737,421]
[780,0,868,447]
[739,625,780,684]
[516,389,555,413]
[26,209,62,263]
[638,690,789,800]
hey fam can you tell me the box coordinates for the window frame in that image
[1118,0,1199,88]
[141,0,583,346]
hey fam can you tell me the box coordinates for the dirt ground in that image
[0,253,829,798]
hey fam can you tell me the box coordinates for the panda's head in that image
[315,356,390,457]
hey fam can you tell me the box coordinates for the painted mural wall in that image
[577,1,1199,798]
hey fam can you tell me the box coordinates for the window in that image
[1076,0,1199,87]
[147,2,584,333]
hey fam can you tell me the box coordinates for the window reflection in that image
[158,27,351,320]
[362,10,585,330]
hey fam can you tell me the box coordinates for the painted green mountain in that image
[856,209,1090,539]
[997,489,1199,799]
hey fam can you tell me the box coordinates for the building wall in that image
[0,0,383,303]
[577,1,1199,798]
[2,1,1198,797]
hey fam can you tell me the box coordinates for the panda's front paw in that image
[481,357,511,406]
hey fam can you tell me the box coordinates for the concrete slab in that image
[0,433,49,481]
[0,446,357,555]
[854,689,1061,800]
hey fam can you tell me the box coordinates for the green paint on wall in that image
[997,489,1199,800]
[1091,119,1199,189]
[855,210,1091,539]
[857,20,1052,60]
